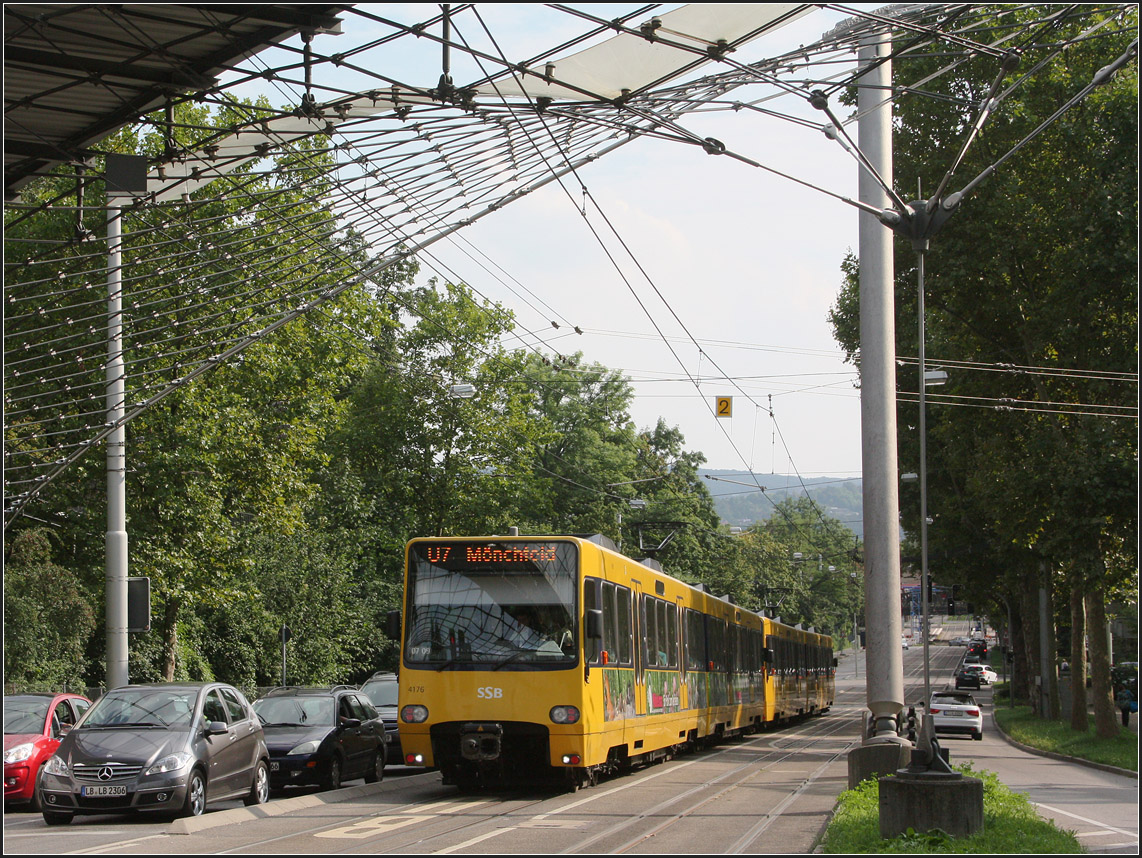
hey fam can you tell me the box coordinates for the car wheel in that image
[973,731,983,741]
[42,810,73,826]
[29,766,44,813]
[364,751,385,784]
[244,760,270,806]
[321,756,342,791]
[180,769,207,817]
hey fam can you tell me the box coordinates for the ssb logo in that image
[476,686,503,699]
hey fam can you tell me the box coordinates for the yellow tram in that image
[392,534,834,789]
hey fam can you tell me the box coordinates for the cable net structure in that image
[4,3,1137,528]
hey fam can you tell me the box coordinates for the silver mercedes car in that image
[38,682,270,824]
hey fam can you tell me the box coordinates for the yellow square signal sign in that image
[716,396,732,417]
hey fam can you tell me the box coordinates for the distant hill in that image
[699,470,864,538]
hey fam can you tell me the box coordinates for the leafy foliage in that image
[3,529,96,686]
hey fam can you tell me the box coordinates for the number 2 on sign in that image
[716,396,732,417]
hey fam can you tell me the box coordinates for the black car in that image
[38,682,270,824]
[252,687,386,791]
[357,672,401,764]
[955,668,982,690]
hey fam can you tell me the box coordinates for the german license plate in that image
[82,784,128,797]
[270,761,280,771]
[944,711,961,717]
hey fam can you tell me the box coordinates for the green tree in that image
[829,7,1136,732]
[3,529,96,687]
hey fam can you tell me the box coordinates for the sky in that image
[225,4,867,479]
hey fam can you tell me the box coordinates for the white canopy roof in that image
[473,4,813,102]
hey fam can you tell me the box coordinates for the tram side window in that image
[586,578,633,667]
[655,599,672,667]
[710,619,727,671]
[666,602,678,668]
[685,609,705,670]
[616,586,632,665]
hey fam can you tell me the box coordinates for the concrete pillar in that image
[856,33,904,742]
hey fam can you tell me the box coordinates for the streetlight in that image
[448,383,476,399]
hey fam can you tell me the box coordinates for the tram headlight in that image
[549,705,580,724]
[401,704,429,723]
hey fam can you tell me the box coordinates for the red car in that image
[4,693,92,811]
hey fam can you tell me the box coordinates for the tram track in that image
[216,709,863,855]
[596,715,861,854]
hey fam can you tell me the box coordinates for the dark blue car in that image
[252,687,386,792]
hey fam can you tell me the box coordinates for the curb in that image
[170,779,389,835]
[989,709,1138,780]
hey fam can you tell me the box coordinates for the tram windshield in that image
[405,540,579,669]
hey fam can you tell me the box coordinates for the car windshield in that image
[253,696,334,727]
[361,681,397,708]
[4,698,49,733]
[83,688,196,728]
[932,694,975,706]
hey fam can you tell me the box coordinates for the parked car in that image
[929,691,983,740]
[252,686,386,792]
[357,672,401,764]
[955,668,982,689]
[38,682,269,824]
[949,636,971,647]
[4,693,92,811]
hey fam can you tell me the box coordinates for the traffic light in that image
[948,600,956,616]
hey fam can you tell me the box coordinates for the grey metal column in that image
[857,35,904,741]
[106,201,129,689]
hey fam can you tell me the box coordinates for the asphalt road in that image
[5,629,1136,854]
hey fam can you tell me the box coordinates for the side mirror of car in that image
[338,717,362,730]
[205,720,228,736]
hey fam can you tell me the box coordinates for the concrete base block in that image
[847,743,912,789]
[878,772,984,839]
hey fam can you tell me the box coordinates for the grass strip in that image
[818,763,1082,853]
[994,705,1137,772]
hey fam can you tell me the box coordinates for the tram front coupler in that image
[459,722,503,762]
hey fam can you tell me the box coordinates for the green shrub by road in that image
[818,764,1082,854]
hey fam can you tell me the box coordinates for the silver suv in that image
[358,672,400,764]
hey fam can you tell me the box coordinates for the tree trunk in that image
[162,599,180,681]
[1019,582,1041,716]
[1085,586,1119,738]
[1045,569,1061,720]
[1070,582,1088,731]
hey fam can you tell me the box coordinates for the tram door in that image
[623,583,649,765]
[677,597,688,710]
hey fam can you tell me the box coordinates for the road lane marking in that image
[1035,803,1138,838]
[431,826,512,853]
[315,814,434,839]
[66,834,167,854]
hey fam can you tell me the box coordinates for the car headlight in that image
[4,742,35,764]
[287,740,320,756]
[43,755,69,777]
[144,751,193,776]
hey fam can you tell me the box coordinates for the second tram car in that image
[391,534,834,789]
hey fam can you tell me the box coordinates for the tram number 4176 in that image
[477,686,504,699]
